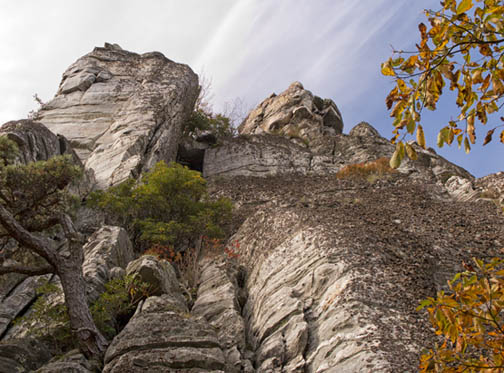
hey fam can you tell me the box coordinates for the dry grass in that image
[335,157,397,182]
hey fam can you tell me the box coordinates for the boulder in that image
[82,226,134,301]
[238,81,343,142]
[103,295,225,373]
[0,120,95,196]
[0,337,52,373]
[35,349,101,373]
[126,256,184,304]
[37,43,199,189]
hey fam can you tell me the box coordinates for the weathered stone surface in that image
[203,134,312,178]
[35,349,101,373]
[0,119,95,196]
[103,294,225,373]
[445,175,480,202]
[126,256,184,304]
[0,120,77,164]
[476,171,504,208]
[38,43,199,188]
[82,226,134,301]
[209,173,504,372]
[192,258,252,372]
[0,275,52,339]
[0,337,52,373]
[239,81,343,142]
[204,121,472,190]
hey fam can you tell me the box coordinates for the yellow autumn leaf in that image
[456,0,473,14]
[467,115,476,144]
[390,142,405,169]
[381,61,395,76]
[464,137,471,153]
[405,143,418,160]
[417,125,426,148]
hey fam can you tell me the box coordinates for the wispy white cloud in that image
[0,0,500,176]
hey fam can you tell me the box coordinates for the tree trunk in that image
[57,255,108,358]
[0,206,108,358]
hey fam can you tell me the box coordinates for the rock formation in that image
[37,43,199,188]
[0,46,503,372]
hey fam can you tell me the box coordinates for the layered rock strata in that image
[37,43,199,188]
[204,121,472,187]
[209,173,504,372]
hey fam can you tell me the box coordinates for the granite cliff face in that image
[37,43,199,189]
[0,46,503,372]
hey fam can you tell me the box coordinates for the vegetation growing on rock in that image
[0,136,108,358]
[88,161,233,251]
[335,157,397,183]
[184,109,236,139]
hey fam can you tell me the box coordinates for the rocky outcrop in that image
[37,43,199,188]
[0,337,52,373]
[204,120,472,187]
[209,173,504,372]
[126,256,184,302]
[103,294,226,372]
[239,81,343,142]
[82,226,134,301]
[192,258,253,372]
[3,48,504,373]
[0,120,77,164]
[35,349,101,373]
[0,119,95,196]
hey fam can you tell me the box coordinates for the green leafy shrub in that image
[14,280,73,353]
[184,109,235,138]
[88,161,233,251]
[91,275,155,339]
[16,275,154,346]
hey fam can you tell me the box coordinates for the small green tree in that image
[184,109,236,138]
[0,136,107,357]
[88,161,232,251]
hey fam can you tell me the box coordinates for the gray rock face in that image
[0,120,94,196]
[203,134,312,178]
[126,256,184,303]
[210,173,504,372]
[239,81,343,143]
[0,275,52,339]
[103,294,226,373]
[38,43,199,188]
[82,226,134,301]
[0,120,77,164]
[192,258,253,372]
[0,338,52,373]
[35,349,101,373]
[204,121,472,188]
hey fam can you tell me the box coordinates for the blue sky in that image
[0,0,502,177]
